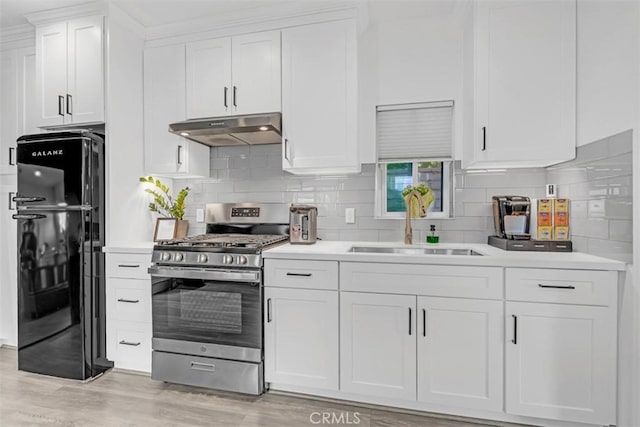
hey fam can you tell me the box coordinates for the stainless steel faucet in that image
[405,189,427,244]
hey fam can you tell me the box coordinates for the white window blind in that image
[376,101,454,161]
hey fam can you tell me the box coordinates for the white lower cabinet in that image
[505,301,615,425]
[417,297,503,411]
[105,254,152,373]
[340,292,417,400]
[264,287,338,390]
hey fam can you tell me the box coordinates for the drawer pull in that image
[538,284,576,290]
[119,340,140,346]
[118,264,140,268]
[117,298,140,304]
[512,315,518,344]
[191,362,215,372]
[267,298,272,323]
[286,272,312,277]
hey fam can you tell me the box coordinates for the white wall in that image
[577,0,637,146]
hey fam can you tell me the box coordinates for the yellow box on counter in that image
[554,226,570,240]
[537,226,553,240]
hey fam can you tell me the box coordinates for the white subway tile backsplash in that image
[172,131,631,263]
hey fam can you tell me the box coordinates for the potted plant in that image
[139,176,190,240]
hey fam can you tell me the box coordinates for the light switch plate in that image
[546,184,557,198]
[345,208,355,224]
[196,208,204,223]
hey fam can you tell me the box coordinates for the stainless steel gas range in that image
[148,203,289,395]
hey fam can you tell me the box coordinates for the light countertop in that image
[263,241,626,271]
[103,242,154,254]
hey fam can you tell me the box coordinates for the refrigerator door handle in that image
[12,213,47,220]
[13,196,46,203]
[17,205,93,212]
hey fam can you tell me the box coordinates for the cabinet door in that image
[186,37,232,119]
[231,30,281,115]
[66,16,104,124]
[144,44,188,174]
[474,1,575,166]
[340,292,416,400]
[417,297,503,411]
[35,21,67,127]
[20,49,38,135]
[0,53,18,174]
[0,179,18,346]
[505,302,615,425]
[281,19,358,174]
[264,288,338,390]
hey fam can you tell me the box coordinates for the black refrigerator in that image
[13,130,112,380]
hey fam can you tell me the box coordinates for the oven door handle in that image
[148,266,261,283]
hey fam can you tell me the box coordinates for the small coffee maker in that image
[289,204,318,244]
[492,196,531,240]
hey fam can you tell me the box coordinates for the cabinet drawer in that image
[107,278,152,323]
[107,321,152,373]
[340,262,503,299]
[106,253,151,279]
[506,268,617,306]
[264,259,338,290]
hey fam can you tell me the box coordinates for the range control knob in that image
[197,254,208,263]
[236,255,248,265]
[174,253,184,261]
[161,252,171,261]
[223,255,234,264]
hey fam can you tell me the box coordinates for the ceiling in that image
[0,0,463,30]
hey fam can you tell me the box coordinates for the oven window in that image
[152,278,261,349]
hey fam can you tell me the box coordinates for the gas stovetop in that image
[156,233,288,249]
[152,233,288,269]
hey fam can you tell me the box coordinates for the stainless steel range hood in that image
[168,112,282,146]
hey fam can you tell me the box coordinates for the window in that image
[376,160,453,219]
[374,101,455,219]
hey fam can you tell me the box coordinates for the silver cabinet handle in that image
[117,298,139,304]
[119,340,140,346]
[191,362,215,372]
[286,272,312,277]
[233,85,237,107]
[9,147,15,166]
[117,264,140,268]
[58,95,64,116]
[8,192,15,210]
[66,94,72,115]
[224,86,228,108]
[538,284,576,290]
[512,315,518,344]
[177,145,183,165]
[284,138,290,161]
[267,298,272,322]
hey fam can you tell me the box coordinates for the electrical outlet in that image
[546,184,557,198]
[345,208,355,224]
[196,208,204,222]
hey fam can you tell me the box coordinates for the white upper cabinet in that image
[1,48,37,174]
[144,44,210,177]
[35,16,104,128]
[281,19,359,175]
[464,1,576,168]
[186,30,280,119]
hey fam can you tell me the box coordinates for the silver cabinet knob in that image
[237,256,247,265]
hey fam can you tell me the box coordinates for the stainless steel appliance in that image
[492,195,531,240]
[13,130,112,380]
[169,112,281,146]
[149,203,289,395]
[289,204,317,244]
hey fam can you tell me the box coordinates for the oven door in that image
[150,266,262,362]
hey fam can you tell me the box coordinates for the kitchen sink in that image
[349,246,484,256]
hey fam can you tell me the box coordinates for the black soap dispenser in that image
[426,224,439,244]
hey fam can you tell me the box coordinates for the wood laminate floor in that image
[0,348,520,427]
